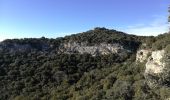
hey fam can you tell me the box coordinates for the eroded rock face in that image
[136,49,151,63]
[0,42,51,53]
[59,42,131,56]
[143,50,167,88]
[0,43,31,53]
[145,50,165,74]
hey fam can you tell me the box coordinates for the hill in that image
[0,28,170,100]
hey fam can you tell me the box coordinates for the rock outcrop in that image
[0,42,51,53]
[0,40,132,56]
[58,42,131,56]
[135,48,167,87]
[143,50,169,89]
[136,49,166,75]
[145,50,165,74]
[136,49,151,63]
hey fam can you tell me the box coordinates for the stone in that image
[145,50,165,74]
[59,42,130,56]
[136,49,151,63]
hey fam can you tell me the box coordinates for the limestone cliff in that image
[136,49,166,74]
[0,40,132,57]
[136,49,151,63]
[145,50,165,74]
[58,42,131,56]
[0,42,51,53]
[136,49,168,88]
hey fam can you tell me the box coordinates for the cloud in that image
[124,15,169,36]
[0,15,169,41]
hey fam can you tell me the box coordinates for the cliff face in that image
[136,49,166,74]
[0,42,51,53]
[136,49,151,63]
[0,43,31,53]
[136,49,170,88]
[58,42,131,56]
[0,41,133,57]
[145,50,165,74]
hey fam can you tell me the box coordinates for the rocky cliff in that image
[136,49,151,63]
[58,42,132,56]
[145,50,165,74]
[0,40,52,53]
[136,48,170,89]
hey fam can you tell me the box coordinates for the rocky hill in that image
[0,27,170,100]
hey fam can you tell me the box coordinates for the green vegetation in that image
[0,50,148,100]
[0,28,170,100]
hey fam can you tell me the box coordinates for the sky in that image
[0,0,170,41]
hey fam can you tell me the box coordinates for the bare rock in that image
[145,50,165,74]
[59,42,131,56]
[136,49,151,63]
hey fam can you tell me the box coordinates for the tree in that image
[169,6,170,22]
[168,5,170,31]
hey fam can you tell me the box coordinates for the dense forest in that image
[0,28,170,100]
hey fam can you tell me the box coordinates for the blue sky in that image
[0,0,170,41]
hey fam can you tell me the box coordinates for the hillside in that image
[0,28,170,100]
